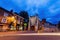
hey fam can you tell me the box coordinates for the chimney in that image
[42,19,46,24]
[10,10,13,13]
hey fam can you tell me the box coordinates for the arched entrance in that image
[30,26,35,31]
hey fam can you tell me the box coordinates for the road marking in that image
[0,33,60,37]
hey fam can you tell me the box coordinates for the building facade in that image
[28,16,41,31]
[0,7,24,31]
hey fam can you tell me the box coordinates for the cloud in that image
[0,0,60,24]
[49,0,60,13]
[27,0,49,7]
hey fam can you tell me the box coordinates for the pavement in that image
[0,31,60,37]
[0,31,37,36]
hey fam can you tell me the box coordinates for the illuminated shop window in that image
[10,25,16,30]
[19,27,23,30]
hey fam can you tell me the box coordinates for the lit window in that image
[4,12,8,16]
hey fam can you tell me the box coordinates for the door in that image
[30,26,35,31]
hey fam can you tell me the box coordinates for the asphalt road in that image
[0,31,60,40]
[0,35,60,40]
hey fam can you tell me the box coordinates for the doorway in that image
[30,26,35,31]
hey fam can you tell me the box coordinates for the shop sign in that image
[1,18,7,23]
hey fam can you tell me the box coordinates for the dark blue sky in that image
[0,0,60,24]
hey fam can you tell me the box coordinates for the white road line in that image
[0,33,60,37]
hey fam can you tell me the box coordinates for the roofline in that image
[0,7,14,15]
[0,7,24,19]
[13,13,24,19]
[0,7,10,13]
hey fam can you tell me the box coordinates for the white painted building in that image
[28,16,40,31]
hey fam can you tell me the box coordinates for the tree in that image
[19,11,29,30]
[19,11,29,22]
[58,21,60,30]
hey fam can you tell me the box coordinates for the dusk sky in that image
[0,0,60,24]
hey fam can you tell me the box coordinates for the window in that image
[4,12,8,16]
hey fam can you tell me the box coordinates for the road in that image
[0,35,60,40]
[0,31,60,40]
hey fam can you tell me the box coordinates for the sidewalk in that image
[0,31,60,35]
[0,32,60,37]
[0,31,37,35]
[0,31,60,34]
